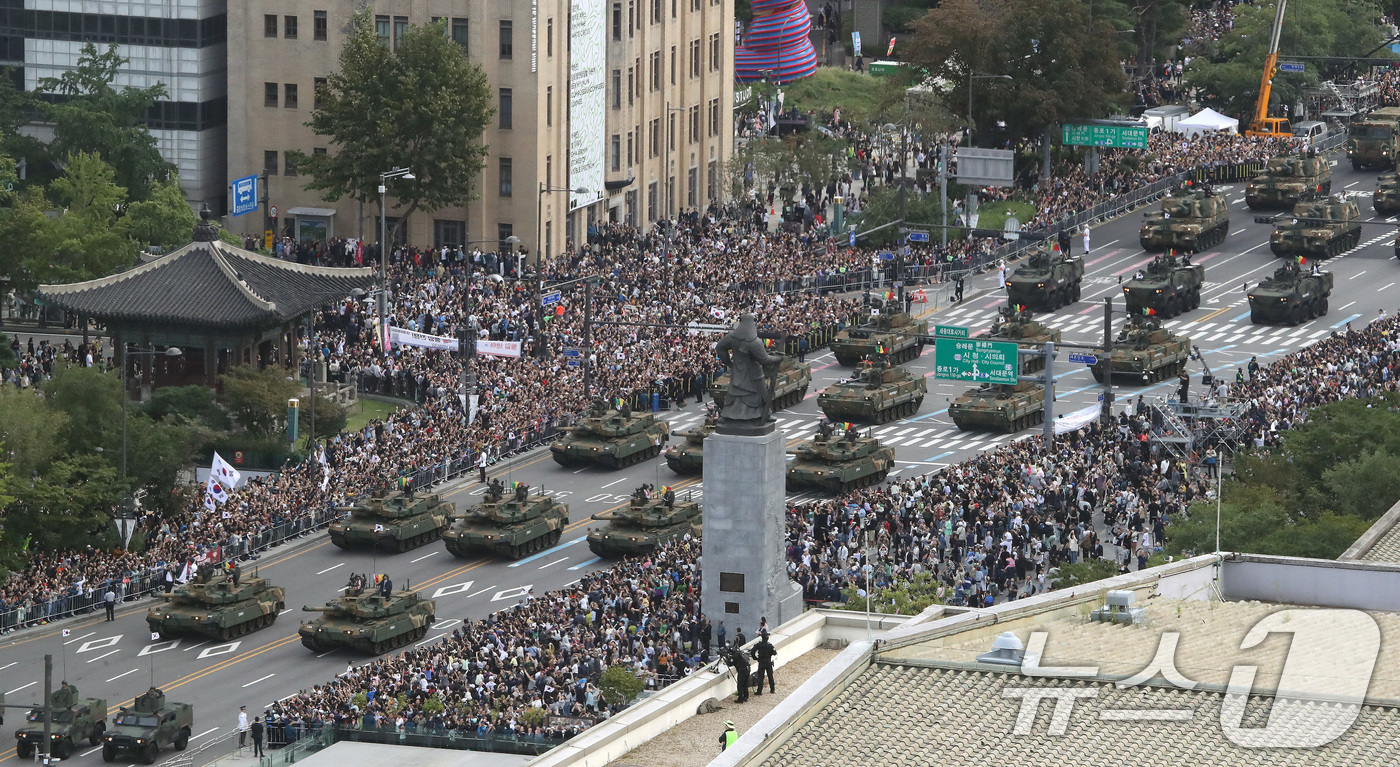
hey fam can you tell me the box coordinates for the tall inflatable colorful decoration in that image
[734,0,819,84]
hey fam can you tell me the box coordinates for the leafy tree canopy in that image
[220,366,302,438]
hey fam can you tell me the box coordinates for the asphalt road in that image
[3,157,1398,765]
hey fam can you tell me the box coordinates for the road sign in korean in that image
[934,325,969,340]
[934,334,1020,384]
[540,291,562,306]
[231,174,258,217]
[907,230,930,243]
[1061,123,1149,149]
[1067,352,1098,365]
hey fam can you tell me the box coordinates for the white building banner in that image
[478,340,523,358]
[1054,404,1102,435]
[389,326,459,351]
[569,0,606,210]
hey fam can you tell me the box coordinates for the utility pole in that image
[1101,297,1115,426]
[42,654,52,764]
[940,145,949,247]
[583,278,594,399]
[1042,340,1055,443]
[306,313,316,450]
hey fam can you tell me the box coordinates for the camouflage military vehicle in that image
[146,566,285,640]
[1375,172,1400,214]
[709,355,812,410]
[587,485,702,557]
[663,410,716,475]
[988,307,1062,374]
[1138,186,1230,252]
[817,360,926,423]
[1244,155,1332,209]
[442,480,568,559]
[327,485,454,553]
[299,585,435,654]
[1089,317,1191,384]
[828,298,928,366]
[1005,251,1085,311]
[101,688,191,765]
[550,399,670,468]
[785,424,895,493]
[1122,254,1206,318]
[1347,107,1400,170]
[1247,262,1333,325]
[949,381,1046,433]
[1268,197,1361,260]
[15,684,105,760]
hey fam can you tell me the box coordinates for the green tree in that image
[598,665,644,706]
[834,571,947,614]
[8,454,126,552]
[43,152,140,284]
[121,176,197,251]
[220,366,302,438]
[44,364,125,456]
[0,387,70,481]
[307,392,348,441]
[294,14,494,243]
[145,385,232,431]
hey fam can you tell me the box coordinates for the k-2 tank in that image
[327,485,453,553]
[816,360,926,423]
[663,409,716,475]
[785,424,895,493]
[298,584,435,654]
[587,485,702,557]
[988,307,1062,374]
[147,566,285,640]
[550,399,670,468]
[709,356,812,411]
[1089,317,1191,384]
[441,481,569,559]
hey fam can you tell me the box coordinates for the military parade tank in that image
[101,688,191,765]
[785,424,895,493]
[988,307,1062,374]
[299,585,435,654]
[1347,107,1400,170]
[1089,317,1191,384]
[550,399,670,468]
[709,355,812,410]
[1138,185,1230,252]
[663,409,716,475]
[1375,172,1400,214]
[146,567,285,640]
[1005,251,1085,311]
[948,381,1046,433]
[1267,197,1361,260]
[15,685,105,760]
[587,485,702,557]
[816,360,926,423]
[327,485,454,553]
[1122,254,1206,318]
[441,480,568,559]
[1248,262,1334,325]
[828,298,928,366]
[1244,154,1331,209]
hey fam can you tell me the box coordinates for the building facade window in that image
[499,158,513,196]
[546,155,552,188]
[284,15,298,39]
[497,223,514,254]
[314,77,327,109]
[709,98,719,136]
[648,181,657,221]
[547,18,554,56]
[547,86,553,125]
[708,159,718,201]
[264,14,277,38]
[314,147,327,157]
[667,112,675,151]
[314,10,328,41]
[375,16,390,46]
[651,0,661,24]
[611,135,621,171]
[670,46,676,85]
[451,18,468,51]
[612,3,622,39]
[264,150,278,175]
[690,39,700,78]
[285,83,298,109]
[499,88,512,129]
[434,219,466,248]
[627,130,634,165]
[499,21,513,58]
[285,151,299,176]
[264,81,278,107]
[689,106,698,143]
[650,52,660,91]
[649,119,659,157]
[627,67,634,105]
[688,166,697,207]
[611,71,620,110]
[393,17,408,45]
[710,34,720,71]
[544,221,552,259]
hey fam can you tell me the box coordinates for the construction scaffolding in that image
[1145,395,1252,463]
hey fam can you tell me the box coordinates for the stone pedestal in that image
[701,429,803,642]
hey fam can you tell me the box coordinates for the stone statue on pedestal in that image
[714,314,783,434]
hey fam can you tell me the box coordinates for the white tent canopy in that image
[1175,108,1240,137]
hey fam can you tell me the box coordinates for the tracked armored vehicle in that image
[1139,186,1230,252]
[299,585,435,654]
[663,410,716,475]
[442,481,568,559]
[146,566,284,640]
[587,485,702,557]
[1089,317,1191,384]
[327,485,453,553]
[817,360,926,423]
[101,688,191,765]
[988,307,1062,374]
[1122,254,1206,318]
[709,356,812,410]
[949,381,1046,433]
[785,424,895,493]
[1268,197,1361,260]
[1245,155,1331,209]
[1005,251,1084,311]
[1375,172,1400,214]
[550,399,670,468]
[15,685,105,760]
[1248,262,1333,325]
[828,298,928,366]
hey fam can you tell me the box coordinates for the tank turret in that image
[828,298,928,366]
[442,481,569,559]
[1088,316,1191,384]
[948,381,1046,433]
[989,307,1063,373]
[709,355,812,410]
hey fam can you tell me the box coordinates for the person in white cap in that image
[719,720,738,751]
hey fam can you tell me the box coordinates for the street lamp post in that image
[378,167,415,348]
[537,184,591,267]
[966,73,1013,148]
[120,345,183,478]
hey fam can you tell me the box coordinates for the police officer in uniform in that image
[751,630,777,695]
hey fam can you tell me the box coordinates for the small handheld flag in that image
[1297,255,1307,265]
[1142,307,1157,316]
[62,628,71,638]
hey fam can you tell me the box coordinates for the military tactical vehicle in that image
[1122,254,1206,318]
[1347,107,1400,170]
[327,485,454,553]
[709,355,812,410]
[550,399,670,468]
[1375,172,1400,214]
[299,585,435,654]
[817,360,926,423]
[663,410,716,475]
[15,684,105,760]
[1248,262,1334,325]
[1138,186,1230,252]
[1005,251,1085,311]
[1267,197,1361,259]
[1089,317,1191,384]
[828,297,928,366]
[988,307,1062,374]
[1244,155,1332,209]
[146,566,285,640]
[785,423,895,493]
[101,688,191,765]
[588,485,702,557]
[442,480,568,559]
[948,381,1046,433]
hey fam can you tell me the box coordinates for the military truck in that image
[988,307,1062,374]
[550,399,670,468]
[1005,251,1085,311]
[663,410,716,475]
[1267,197,1361,260]
[441,480,568,559]
[299,585,435,654]
[1374,172,1400,214]
[1347,107,1400,170]
[709,356,812,411]
[817,360,926,423]
[828,298,929,366]
[327,485,454,553]
[1248,262,1333,325]
[948,382,1046,433]
[101,688,191,765]
[587,485,702,557]
[1089,317,1191,384]
[785,424,895,493]
[1122,254,1206,318]
[147,566,284,640]
[1138,186,1230,252]
[1244,155,1332,209]
[15,684,105,760]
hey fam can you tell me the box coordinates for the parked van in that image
[1292,120,1328,148]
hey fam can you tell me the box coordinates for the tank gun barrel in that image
[590,510,622,521]
[302,605,331,612]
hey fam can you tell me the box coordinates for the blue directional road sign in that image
[541,291,562,306]
[849,229,856,246]
[878,251,896,261]
[1279,62,1304,73]
[567,359,581,367]
[1067,352,1098,365]
[561,348,581,358]
[231,174,258,217]
[907,230,930,243]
